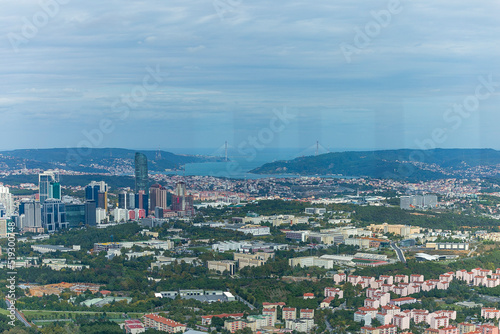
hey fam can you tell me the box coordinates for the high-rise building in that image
[0,185,14,217]
[19,200,42,230]
[39,171,60,204]
[171,182,187,211]
[65,204,85,228]
[149,184,167,213]
[171,182,195,215]
[155,206,164,219]
[84,200,97,226]
[97,192,107,211]
[135,152,148,194]
[118,191,128,209]
[113,207,127,222]
[96,208,107,224]
[175,181,186,198]
[127,193,135,210]
[85,181,108,211]
[135,190,148,212]
[41,199,68,232]
[0,218,7,238]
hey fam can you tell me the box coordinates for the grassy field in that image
[0,308,10,316]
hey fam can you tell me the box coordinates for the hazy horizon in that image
[1,1,499,151]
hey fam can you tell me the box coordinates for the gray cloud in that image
[0,0,499,150]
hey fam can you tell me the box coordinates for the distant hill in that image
[0,148,223,173]
[249,148,500,180]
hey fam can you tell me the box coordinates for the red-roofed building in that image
[334,272,347,284]
[410,274,424,282]
[303,293,314,299]
[437,326,458,334]
[361,324,397,334]
[430,316,449,330]
[124,319,145,334]
[479,324,499,334]
[300,309,314,319]
[325,287,343,299]
[263,308,277,322]
[262,302,286,309]
[143,314,186,333]
[482,308,500,320]
[425,327,459,334]
[360,326,379,334]
[392,313,410,330]
[321,297,335,308]
[282,308,296,320]
[380,305,400,316]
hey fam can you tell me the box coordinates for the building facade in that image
[41,199,68,232]
[135,152,148,194]
[39,171,60,204]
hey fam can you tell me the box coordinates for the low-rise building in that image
[143,314,186,333]
[207,260,236,275]
[123,319,145,334]
[233,252,274,268]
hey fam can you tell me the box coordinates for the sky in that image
[1,0,500,153]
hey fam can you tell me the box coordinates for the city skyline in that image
[1,1,499,151]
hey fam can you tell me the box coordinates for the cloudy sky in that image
[1,0,499,153]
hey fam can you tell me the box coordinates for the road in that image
[324,315,333,333]
[234,294,256,310]
[391,242,406,263]
[5,299,31,328]
[467,244,478,257]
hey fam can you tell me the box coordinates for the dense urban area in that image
[3,153,500,334]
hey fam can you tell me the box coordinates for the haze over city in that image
[4,2,500,333]
[1,0,500,152]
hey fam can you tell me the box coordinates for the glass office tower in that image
[135,152,148,194]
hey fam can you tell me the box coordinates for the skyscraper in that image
[0,185,14,217]
[84,200,97,226]
[65,204,85,228]
[39,171,60,204]
[19,200,42,229]
[118,191,128,209]
[171,181,194,215]
[127,193,136,210]
[41,199,68,232]
[85,181,108,211]
[135,152,148,194]
[149,184,167,213]
[135,190,148,212]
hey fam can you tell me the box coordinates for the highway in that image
[391,242,406,263]
[5,299,31,328]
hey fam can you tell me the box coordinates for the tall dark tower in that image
[135,152,148,194]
